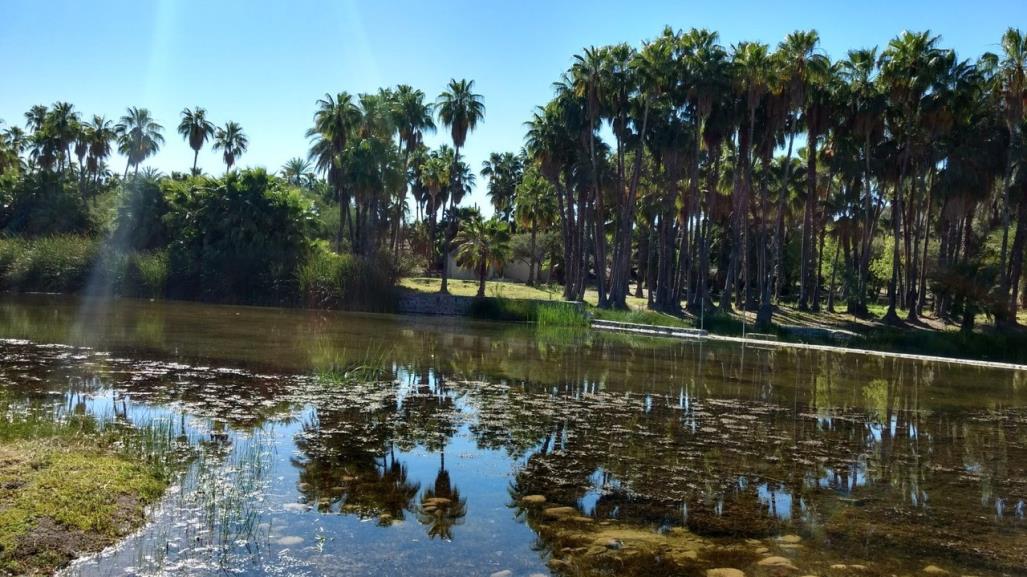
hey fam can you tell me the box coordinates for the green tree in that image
[213,121,248,173]
[177,107,215,175]
[454,216,510,297]
[116,107,164,177]
[436,78,485,294]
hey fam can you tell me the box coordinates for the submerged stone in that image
[707,568,746,577]
[520,494,546,505]
[757,556,800,573]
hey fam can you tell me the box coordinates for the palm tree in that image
[839,47,883,315]
[878,30,942,322]
[997,28,1027,323]
[24,105,48,133]
[281,157,314,187]
[436,79,485,294]
[116,107,164,177]
[84,115,115,194]
[390,85,436,251]
[178,107,215,175]
[0,121,21,177]
[454,216,510,297]
[213,121,248,173]
[480,151,523,225]
[515,165,557,285]
[308,92,362,252]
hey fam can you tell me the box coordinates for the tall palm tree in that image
[84,115,115,194]
[178,107,215,175]
[24,105,48,133]
[116,107,164,177]
[212,121,248,173]
[997,28,1027,323]
[308,92,362,252]
[730,41,774,326]
[436,79,485,294]
[454,216,510,297]
[390,85,436,251]
[480,151,523,225]
[839,47,883,315]
[878,30,942,322]
[514,165,557,285]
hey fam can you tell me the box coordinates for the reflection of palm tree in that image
[417,464,467,540]
[293,404,420,523]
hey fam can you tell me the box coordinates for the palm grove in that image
[1,27,1026,332]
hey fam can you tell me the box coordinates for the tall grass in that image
[0,236,168,299]
[536,302,589,328]
[297,248,397,312]
[129,251,169,298]
[0,235,98,293]
[315,345,392,384]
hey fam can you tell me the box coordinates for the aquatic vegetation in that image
[0,308,1025,577]
[536,301,589,328]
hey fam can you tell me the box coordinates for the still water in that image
[0,295,1025,577]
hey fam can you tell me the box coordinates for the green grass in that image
[315,345,392,384]
[536,302,590,328]
[0,397,193,574]
[591,307,692,328]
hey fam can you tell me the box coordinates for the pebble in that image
[758,556,800,572]
[707,569,746,577]
[521,494,546,505]
[776,535,802,544]
[542,506,578,519]
[922,566,949,575]
[275,536,303,546]
[489,571,512,577]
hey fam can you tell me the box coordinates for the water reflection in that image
[0,295,1024,576]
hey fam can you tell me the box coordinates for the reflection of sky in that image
[757,484,794,521]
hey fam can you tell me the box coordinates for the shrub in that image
[164,169,315,304]
[536,302,589,327]
[128,251,169,298]
[297,248,397,312]
[0,235,98,293]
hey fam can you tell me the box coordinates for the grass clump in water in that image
[315,345,392,384]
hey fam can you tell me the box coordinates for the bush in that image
[0,174,92,236]
[297,248,397,312]
[127,251,169,298]
[112,175,171,251]
[0,235,98,293]
[164,169,315,304]
[536,301,589,327]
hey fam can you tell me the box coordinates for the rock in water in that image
[758,556,800,573]
[707,569,746,577]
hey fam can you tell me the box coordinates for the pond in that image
[0,294,1025,577]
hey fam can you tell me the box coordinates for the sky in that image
[1,0,1020,214]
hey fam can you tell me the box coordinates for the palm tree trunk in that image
[828,237,841,312]
[528,220,537,287]
[611,98,650,309]
[798,123,817,310]
[192,149,199,174]
[773,128,796,302]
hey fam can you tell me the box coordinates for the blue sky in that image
[1,0,1019,212]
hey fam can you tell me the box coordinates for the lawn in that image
[399,277,650,309]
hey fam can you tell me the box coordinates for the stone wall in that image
[396,292,477,316]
